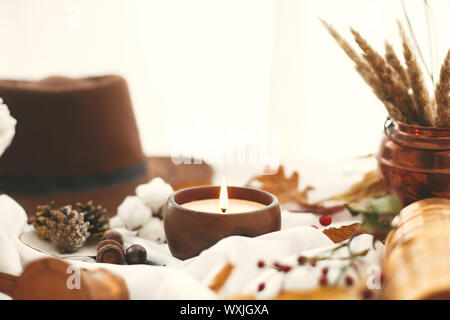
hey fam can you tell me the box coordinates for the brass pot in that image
[377,119,450,206]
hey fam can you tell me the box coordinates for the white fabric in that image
[0,194,382,299]
[0,99,16,157]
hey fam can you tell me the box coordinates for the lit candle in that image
[181,176,266,214]
[219,176,229,212]
[165,181,281,259]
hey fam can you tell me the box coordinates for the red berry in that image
[319,215,332,227]
[309,258,317,267]
[281,265,292,273]
[361,288,373,299]
[258,282,265,292]
[321,267,329,275]
[257,260,265,268]
[319,275,328,286]
[345,276,354,286]
[274,262,292,273]
[298,256,307,265]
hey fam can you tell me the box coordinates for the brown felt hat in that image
[0,75,213,218]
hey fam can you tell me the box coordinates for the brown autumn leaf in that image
[289,203,345,216]
[323,170,387,204]
[208,263,234,293]
[246,165,314,205]
[323,223,362,243]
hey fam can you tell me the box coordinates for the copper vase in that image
[377,119,450,206]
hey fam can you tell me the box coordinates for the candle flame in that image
[219,176,228,213]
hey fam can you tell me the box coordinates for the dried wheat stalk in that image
[319,19,368,69]
[320,20,407,121]
[321,18,449,128]
[435,50,450,127]
[351,28,417,122]
[385,42,409,88]
[356,66,410,122]
[399,23,434,126]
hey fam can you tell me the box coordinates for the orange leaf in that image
[208,263,234,293]
[246,165,313,205]
[323,223,361,243]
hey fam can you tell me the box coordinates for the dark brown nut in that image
[125,244,147,265]
[101,230,124,246]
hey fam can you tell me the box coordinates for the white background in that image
[0,0,448,185]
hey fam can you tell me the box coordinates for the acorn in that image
[101,230,124,246]
[96,239,125,265]
[125,244,147,265]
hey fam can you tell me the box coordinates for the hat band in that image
[0,161,147,194]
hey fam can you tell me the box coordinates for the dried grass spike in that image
[399,23,433,126]
[319,19,372,74]
[351,28,417,123]
[320,20,396,119]
[435,50,450,127]
[384,102,409,123]
[385,42,409,87]
[355,65,388,102]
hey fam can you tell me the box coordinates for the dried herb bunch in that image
[321,18,449,127]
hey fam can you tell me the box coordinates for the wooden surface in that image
[0,272,18,297]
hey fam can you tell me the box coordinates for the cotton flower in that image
[108,215,125,229]
[0,98,16,157]
[135,177,173,217]
[117,196,151,230]
[138,216,166,244]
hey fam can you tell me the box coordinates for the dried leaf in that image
[289,204,345,216]
[208,263,234,293]
[246,166,313,205]
[324,170,387,204]
[323,223,361,243]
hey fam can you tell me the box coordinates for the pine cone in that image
[31,201,56,240]
[77,201,110,244]
[46,205,90,253]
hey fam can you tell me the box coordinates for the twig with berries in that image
[317,195,401,286]
[255,238,369,290]
[255,195,401,297]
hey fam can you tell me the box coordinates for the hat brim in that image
[6,156,214,219]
